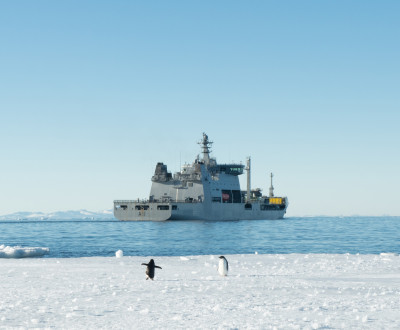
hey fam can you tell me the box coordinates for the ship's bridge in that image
[209,164,244,176]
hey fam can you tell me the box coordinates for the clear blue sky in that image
[1,1,399,216]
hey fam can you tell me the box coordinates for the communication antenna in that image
[246,157,251,202]
[269,172,274,197]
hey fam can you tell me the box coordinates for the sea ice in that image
[0,254,399,329]
[0,245,49,258]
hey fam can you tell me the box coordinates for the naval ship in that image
[114,133,288,221]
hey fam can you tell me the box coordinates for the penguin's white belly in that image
[218,259,228,276]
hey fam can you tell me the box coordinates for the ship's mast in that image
[198,132,213,165]
[246,157,251,202]
[269,172,274,197]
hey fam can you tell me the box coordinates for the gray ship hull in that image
[114,200,287,221]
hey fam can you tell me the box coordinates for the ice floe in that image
[0,245,49,258]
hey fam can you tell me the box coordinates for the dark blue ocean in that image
[1,217,399,258]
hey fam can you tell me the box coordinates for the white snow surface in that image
[0,209,114,221]
[1,254,399,329]
[0,245,49,258]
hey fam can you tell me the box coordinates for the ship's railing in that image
[247,196,288,204]
[114,199,202,204]
[115,196,288,205]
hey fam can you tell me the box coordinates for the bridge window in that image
[157,205,169,210]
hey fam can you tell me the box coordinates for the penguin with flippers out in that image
[218,256,228,276]
[141,259,162,280]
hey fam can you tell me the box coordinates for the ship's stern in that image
[114,200,172,221]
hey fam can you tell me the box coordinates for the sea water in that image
[0,216,399,258]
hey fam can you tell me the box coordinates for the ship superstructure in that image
[114,133,288,221]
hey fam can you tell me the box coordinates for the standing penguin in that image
[218,256,229,276]
[141,259,162,280]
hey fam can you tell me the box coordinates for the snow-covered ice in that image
[1,254,399,329]
[0,245,49,258]
[0,209,114,221]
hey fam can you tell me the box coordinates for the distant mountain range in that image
[0,209,115,221]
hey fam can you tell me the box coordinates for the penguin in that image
[218,256,228,276]
[141,259,162,280]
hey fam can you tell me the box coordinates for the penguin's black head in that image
[219,256,225,259]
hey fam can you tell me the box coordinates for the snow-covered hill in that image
[0,209,115,221]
